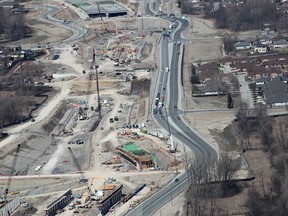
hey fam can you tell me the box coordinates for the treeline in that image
[0,7,27,41]
[0,64,51,135]
[242,106,288,215]
[210,0,278,31]
[185,103,288,215]
[235,103,288,215]
[177,0,283,32]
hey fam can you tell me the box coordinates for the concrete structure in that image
[0,195,20,216]
[44,189,73,216]
[117,142,156,170]
[98,184,123,215]
[67,0,128,18]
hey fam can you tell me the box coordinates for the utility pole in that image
[92,48,101,118]
[94,64,101,118]
[141,9,144,38]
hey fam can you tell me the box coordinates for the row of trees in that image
[184,147,240,215]
[178,0,281,32]
[0,64,50,136]
[234,102,288,215]
[184,103,287,215]
[0,7,27,41]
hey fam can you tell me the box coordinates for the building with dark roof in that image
[117,142,156,170]
[264,79,288,106]
[255,76,271,86]
[0,1,19,8]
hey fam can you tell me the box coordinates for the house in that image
[254,43,268,53]
[235,41,251,51]
[0,1,19,8]
[263,79,288,106]
[272,76,288,83]
[272,39,288,48]
[258,35,273,45]
[192,77,227,96]
[255,76,271,86]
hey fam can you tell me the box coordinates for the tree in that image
[255,105,274,150]
[235,102,252,150]
[223,36,235,53]
[227,92,234,109]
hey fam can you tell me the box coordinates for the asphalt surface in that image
[42,3,218,215]
[127,9,218,216]
[41,4,87,45]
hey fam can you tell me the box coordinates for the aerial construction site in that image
[0,0,186,215]
[0,0,263,215]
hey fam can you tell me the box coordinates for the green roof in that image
[121,142,157,163]
[122,143,145,155]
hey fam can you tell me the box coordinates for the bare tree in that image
[235,102,252,150]
[255,105,274,150]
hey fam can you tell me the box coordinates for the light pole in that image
[93,64,101,118]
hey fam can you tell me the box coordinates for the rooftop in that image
[119,142,156,163]
[264,79,288,104]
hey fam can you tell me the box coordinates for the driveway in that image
[236,75,254,108]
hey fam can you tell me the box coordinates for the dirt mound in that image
[42,103,68,134]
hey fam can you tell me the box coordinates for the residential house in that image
[272,39,288,48]
[264,79,288,106]
[235,41,251,51]
[0,1,19,8]
[272,76,288,83]
[255,76,271,86]
[192,77,226,96]
[254,43,268,53]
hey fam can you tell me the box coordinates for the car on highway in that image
[159,82,162,85]
[177,116,181,120]
[186,127,190,130]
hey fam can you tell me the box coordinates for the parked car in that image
[76,140,84,144]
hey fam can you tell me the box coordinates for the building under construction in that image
[67,0,128,18]
[117,142,156,170]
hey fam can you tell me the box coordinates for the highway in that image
[41,2,219,215]
[127,5,218,216]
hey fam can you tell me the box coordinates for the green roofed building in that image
[117,142,156,170]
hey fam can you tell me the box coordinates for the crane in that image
[83,176,108,204]
[83,177,95,204]
[96,2,107,32]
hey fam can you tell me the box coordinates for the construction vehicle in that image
[83,177,95,204]
[96,2,107,32]
[102,183,115,191]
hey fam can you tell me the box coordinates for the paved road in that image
[127,10,218,216]
[236,75,254,108]
[40,4,87,44]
